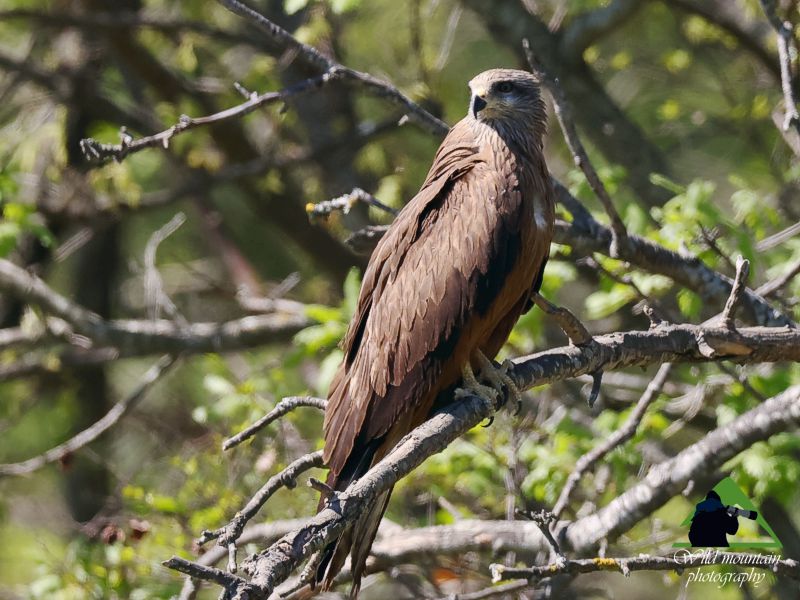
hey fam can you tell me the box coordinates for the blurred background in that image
[0,0,799,598]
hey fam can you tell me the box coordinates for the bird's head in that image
[467,69,544,125]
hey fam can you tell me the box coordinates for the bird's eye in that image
[496,82,515,94]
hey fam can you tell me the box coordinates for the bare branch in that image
[307,187,398,221]
[0,259,310,364]
[218,0,448,136]
[0,355,176,477]
[197,450,324,552]
[523,40,629,257]
[80,71,341,164]
[433,579,531,600]
[516,508,565,562]
[143,212,187,324]
[552,362,673,518]
[493,552,800,583]
[176,326,800,595]
[530,293,592,345]
[720,256,750,329]
[559,384,800,552]
[759,0,800,145]
[162,557,257,599]
[223,396,327,451]
[755,256,800,298]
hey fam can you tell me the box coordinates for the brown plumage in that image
[315,68,555,597]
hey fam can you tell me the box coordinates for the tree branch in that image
[80,71,341,164]
[218,0,448,137]
[493,552,800,583]
[759,0,800,140]
[0,259,310,362]
[559,384,800,552]
[551,362,673,518]
[166,324,800,595]
[198,450,324,556]
[223,396,327,451]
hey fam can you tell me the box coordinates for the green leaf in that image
[285,0,310,14]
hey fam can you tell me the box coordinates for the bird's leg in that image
[474,350,523,414]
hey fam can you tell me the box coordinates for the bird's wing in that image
[323,119,526,477]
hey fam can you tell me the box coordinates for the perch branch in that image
[167,328,800,595]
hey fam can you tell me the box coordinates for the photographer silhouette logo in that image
[674,477,782,549]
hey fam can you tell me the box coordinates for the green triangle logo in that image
[673,477,782,548]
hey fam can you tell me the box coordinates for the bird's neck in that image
[469,117,545,166]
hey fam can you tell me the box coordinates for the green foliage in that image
[1,1,799,599]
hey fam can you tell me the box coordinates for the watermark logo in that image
[670,478,782,590]
[673,477,782,549]
[674,549,780,588]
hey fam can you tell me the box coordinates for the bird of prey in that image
[315,68,555,596]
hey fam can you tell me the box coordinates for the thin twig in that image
[551,362,673,518]
[162,557,257,599]
[223,396,327,451]
[755,256,800,298]
[721,256,750,330]
[433,579,531,600]
[80,70,342,164]
[759,0,800,137]
[307,187,399,220]
[523,39,628,256]
[530,293,592,345]
[0,355,176,476]
[516,509,565,563]
[197,450,324,550]
[143,212,188,324]
[218,0,448,136]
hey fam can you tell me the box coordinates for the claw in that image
[474,351,523,411]
[455,368,497,426]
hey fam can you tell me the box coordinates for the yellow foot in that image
[455,361,500,406]
[474,351,523,413]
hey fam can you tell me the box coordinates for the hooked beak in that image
[470,94,488,118]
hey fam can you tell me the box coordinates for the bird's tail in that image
[314,438,391,597]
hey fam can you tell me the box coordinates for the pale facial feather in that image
[467,68,543,122]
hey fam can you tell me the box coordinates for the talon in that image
[458,361,500,405]
[473,351,523,410]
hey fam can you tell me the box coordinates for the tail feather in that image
[348,489,391,597]
[315,437,386,594]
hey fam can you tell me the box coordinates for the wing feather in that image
[323,119,534,477]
